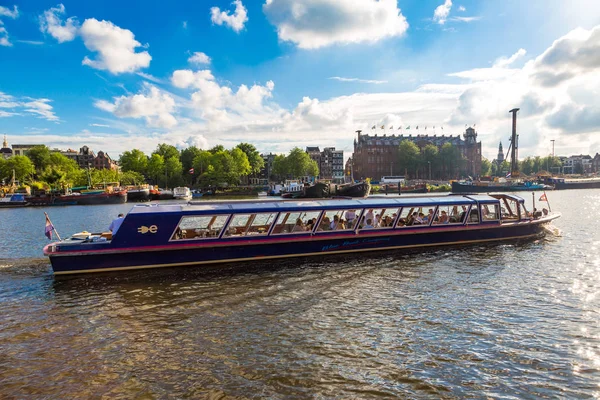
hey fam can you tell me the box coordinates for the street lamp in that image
[427,161,431,181]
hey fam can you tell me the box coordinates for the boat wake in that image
[543,224,562,237]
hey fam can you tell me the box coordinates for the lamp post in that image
[427,161,431,181]
[551,139,555,157]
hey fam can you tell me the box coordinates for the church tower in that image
[1,135,13,159]
[497,141,505,164]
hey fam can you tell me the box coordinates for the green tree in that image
[230,147,251,178]
[192,150,213,177]
[0,155,35,184]
[481,158,492,177]
[120,171,146,185]
[153,143,179,161]
[147,154,165,187]
[439,143,462,179]
[236,143,264,176]
[26,145,51,172]
[165,156,184,187]
[209,145,225,154]
[397,140,420,179]
[421,144,438,180]
[120,149,148,175]
[272,154,288,180]
[180,146,202,177]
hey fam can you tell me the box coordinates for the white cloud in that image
[182,21,188,29]
[458,5,466,12]
[210,0,248,33]
[80,18,151,74]
[188,51,211,65]
[0,5,18,19]
[449,16,480,23]
[433,0,452,25]
[329,76,387,84]
[16,40,45,45]
[90,123,110,128]
[136,72,163,83]
[39,4,79,43]
[0,91,60,121]
[94,84,177,128]
[22,99,60,122]
[263,0,408,49]
[494,48,526,67]
[0,5,18,47]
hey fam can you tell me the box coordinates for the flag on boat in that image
[188,168,194,174]
[539,193,548,202]
[506,172,512,178]
[45,213,55,240]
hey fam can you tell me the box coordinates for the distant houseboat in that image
[44,194,560,275]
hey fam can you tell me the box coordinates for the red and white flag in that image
[539,193,547,202]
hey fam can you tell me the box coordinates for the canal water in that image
[0,191,599,398]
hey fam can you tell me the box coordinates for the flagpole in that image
[45,212,62,241]
[544,190,552,213]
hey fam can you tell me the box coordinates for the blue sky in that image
[1,0,599,161]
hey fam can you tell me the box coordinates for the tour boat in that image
[543,177,600,190]
[126,186,151,202]
[451,180,550,193]
[44,194,560,275]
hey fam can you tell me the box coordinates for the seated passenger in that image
[438,211,449,224]
[292,218,305,232]
[337,218,346,230]
[364,218,374,229]
[330,215,340,230]
[416,212,425,224]
[397,218,406,227]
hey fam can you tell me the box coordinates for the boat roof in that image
[128,194,511,215]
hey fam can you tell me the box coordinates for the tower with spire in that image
[0,135,13,159]
[496,141,505,165]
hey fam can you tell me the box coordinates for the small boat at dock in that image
[173,187,192,201]
[0,193,29,208]
[44,193,560,275]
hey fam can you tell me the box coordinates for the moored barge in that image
[44,194,560,275]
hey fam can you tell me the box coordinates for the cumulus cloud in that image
[80,18,151,74]
[532,26,600,87]
[39,4,79,43]
[188,51,211,65]
[433,0,452,25]
[263,0,408,49]
[210,0,248,33]
[94,84,177,128]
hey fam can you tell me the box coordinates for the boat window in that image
[271,211,322,235]
[500,198,520,221]
[358,208,399,230]
[481,204,500,221]
[246,213,278,236]
[467,207,479,224]
[171,214,229,240]
[223,214,252,237]
[341,209,362,230]
[432,205,469,225]
[396,207,430,227]
[318,209,357,231]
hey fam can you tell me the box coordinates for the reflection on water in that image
[1,190,600,398]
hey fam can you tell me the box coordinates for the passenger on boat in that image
[425,209,434,223]
[365,209,374,224]
[320,217,331,231]
[438,211,449,224]
[330,215,340,230]
[337,218,346,230]
[292,218,305,232]
[345,209,356,226]
[109,213,125,234]
[364,219,374,229]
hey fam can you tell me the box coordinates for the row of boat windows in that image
[171,203,507,241]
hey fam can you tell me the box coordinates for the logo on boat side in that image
[138,225,158,234]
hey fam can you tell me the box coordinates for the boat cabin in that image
[95,194,530,246]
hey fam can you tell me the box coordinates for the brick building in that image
[352,127,482,180]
